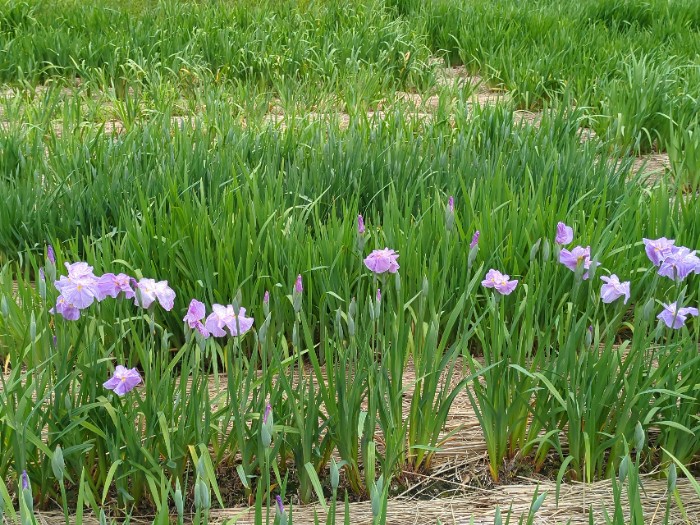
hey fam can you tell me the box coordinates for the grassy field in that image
[1,0,700,524]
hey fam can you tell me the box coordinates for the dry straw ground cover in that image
[1,0,700,524]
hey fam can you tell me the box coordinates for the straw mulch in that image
[33,477,700,524]
[208,478,699,525]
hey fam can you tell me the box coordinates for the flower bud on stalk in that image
[468,231,480,269]
[619,455,629,483]
[335,309,344,340]
[330,458,340,492]
[194,476,210,511]
[259,312,271,344]
[634,422,645,453]
[668,463,677,492]
[445,196,455,232]
[51,445,65,481]
[232,289,243,314]
[276,496,288,525]
[29,313,36,342]
[542,238,551,262]
[20,470,33,515]
[347,313,355,338]
[261,404,274,448]
[348,297,357,318]
[263,290,270,317]
[585,325,593,348]
[293,275,303,313]
[356,214,367,252]
[46,245,56,283]
[292,322,299,348]
[38,268,46,300]
[174,478,184,519]
[374,288,381,319]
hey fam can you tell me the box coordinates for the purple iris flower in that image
[50,295,81,321]
[294,275,303,294]
[600,274,630,304]
[95,273,135,301]
[559,246,596,279]
[657,302,699,329]
[357,215,366,235]
[64,261,95,279]
[263,290,270,305]
[183,299,209,337]
[481,269,518,295]
[133,278,176,311]
[275,495,285,515]
[658,247,700,281]
[555,222,574,245]
[447,196,454,213]
[204,304,254,337]
[364,248,400,274]
[643,237,675,267]
[54,262,99,309]
[103,365,142,396]
[47,245,56,265]
[263,404,272,424]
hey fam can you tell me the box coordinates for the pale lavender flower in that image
[643,237,675,267]
[658,247,700,282]
[600,274,631,304]
[263,404,272,424]
[470,231,480,250]
[447,196,454,213]
[294,274,303,294]
[133,278,176,311]
[95,273,135,301]
[657,302,699,329]
[103,365,142,396]
[21,470,29,490]
[481,269,518,295]
[204,304,254,337]
[47,245,56,264]
[559,246,596,279]
[376,288,381,302]
[357,214,365,235]
[64,261,96,279]
[364,248,400,274]
[50,295,81,320]
[183,299,209,337]
[39,268,45,281]
[555,222,574,245]
[54,262,99,309]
